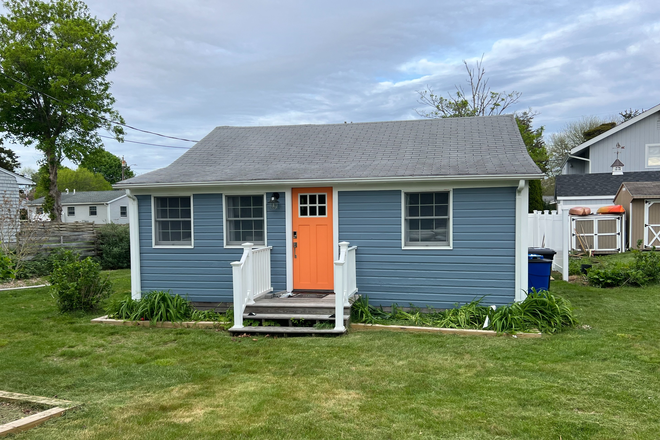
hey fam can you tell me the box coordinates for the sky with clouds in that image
[5,0,660,176]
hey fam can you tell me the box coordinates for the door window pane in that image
[298,193,328,217]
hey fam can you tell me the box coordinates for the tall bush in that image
[0,247,14,281]
[49,250,112,312]
[97,223,130,270]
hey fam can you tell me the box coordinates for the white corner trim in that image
[285,188,293,293]
[400,189,454,250]
[333,187,339,262]
[151,194,195,249]
[515,180,529,302]
[125,190,141,300]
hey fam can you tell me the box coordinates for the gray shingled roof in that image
[117,116,541,186]
[556,171,660,197]
[619,181,660,198]
[29,190,125,205]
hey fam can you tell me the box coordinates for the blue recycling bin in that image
[528,254,553,292]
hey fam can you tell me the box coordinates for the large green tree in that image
[0,140,19,172]
[0,0,123,221]
[80,148,134,184]
[34,165,111,199]
[516,111,548,212]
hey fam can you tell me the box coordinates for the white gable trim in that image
[0,167,34,185]
[570,103,660,155]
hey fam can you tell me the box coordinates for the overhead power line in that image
[99,134,191,150]
[0,68,200,143]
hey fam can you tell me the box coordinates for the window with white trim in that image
[89,206,97,216]
[226,195,264,245]
[120,206,127,217]
[154,197,192,246]
[404,192,450,246]
[67,206,75,217]
[647,144,660,168]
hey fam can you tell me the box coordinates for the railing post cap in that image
[339,241,350,247]
[242,242,254,248]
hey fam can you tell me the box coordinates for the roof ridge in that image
[213,115,513,130]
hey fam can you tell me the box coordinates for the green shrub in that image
[0,248,14,281]
[97,223,130,270]
[49,250,112,312]
[351,291,577,334]
[586,263,629,287]
[491,289,577,334]
[107,290,229,323]
[587,248,660,288]
[15,249,72,280]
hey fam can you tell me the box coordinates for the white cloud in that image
[2,0,660,172]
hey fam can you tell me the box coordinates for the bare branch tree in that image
[416,56,521,118]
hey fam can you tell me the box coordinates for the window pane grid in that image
[155,197,192,246]
[226,195,265,245]
[405,192,449,246]
[298,193,327,217]
[89,206,97,216]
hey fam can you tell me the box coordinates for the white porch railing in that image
[230,243,273,330]
[334,242,358,331]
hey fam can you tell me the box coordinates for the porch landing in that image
[229,292,353,336]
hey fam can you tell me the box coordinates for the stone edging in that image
[91,315,229,329]
[350,323,542,338]
[0,391,79,437]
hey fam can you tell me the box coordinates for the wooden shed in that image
[614,182,660,248]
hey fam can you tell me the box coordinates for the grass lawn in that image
[1,270,659,439]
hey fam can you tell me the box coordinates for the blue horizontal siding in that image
[137,193,286,302]
[338,188,516,308]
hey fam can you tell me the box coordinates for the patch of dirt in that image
[0,278,48,290]
[0,400,51,424]
[568,275,588,285]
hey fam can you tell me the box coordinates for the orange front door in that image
[292,187,334,290]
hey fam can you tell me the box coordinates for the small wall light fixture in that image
[269,192,280,210]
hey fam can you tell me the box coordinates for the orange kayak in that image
[569,207,591,215]
[597,205,625,214]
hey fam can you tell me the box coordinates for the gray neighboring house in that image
[27,190,129,224]
[556,103,660,212]
[0,167,34,243]
[116,116,542,308]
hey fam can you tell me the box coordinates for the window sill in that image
[402,245,453,250]
[152,244,194,249]
[224,244,266,249]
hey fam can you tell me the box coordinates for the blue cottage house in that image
[116,116,542,333]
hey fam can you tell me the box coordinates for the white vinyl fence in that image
[527,210,569,281]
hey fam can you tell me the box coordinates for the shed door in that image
[645,200,660,247]
[292,188,334,290]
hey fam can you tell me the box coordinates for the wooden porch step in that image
[229,326,346,335]
[243,313,350,321]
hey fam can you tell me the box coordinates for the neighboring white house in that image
[27,190,130,224]
[556,103,660,212]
